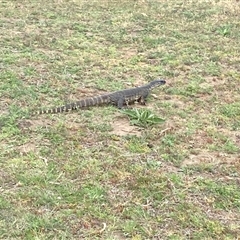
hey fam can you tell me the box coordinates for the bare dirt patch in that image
[110,117,142,136]
[22,118,53,129]
[182,150,239,167]
[17,142,37,155]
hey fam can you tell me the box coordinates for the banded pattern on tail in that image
[35,94,111,114]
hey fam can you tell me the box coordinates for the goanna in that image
[35,79,166,114]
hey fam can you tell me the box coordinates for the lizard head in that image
[148,79,166,89]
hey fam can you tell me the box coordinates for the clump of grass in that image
[219,103,240,118]
[121,108,165,127]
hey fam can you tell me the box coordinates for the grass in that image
[1,0,240,239]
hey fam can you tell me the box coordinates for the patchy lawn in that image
[0,0,240,239]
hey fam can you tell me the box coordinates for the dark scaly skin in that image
[35,79,166,114]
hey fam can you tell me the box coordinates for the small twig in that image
[99,222,107,234]
[159,127,171,136]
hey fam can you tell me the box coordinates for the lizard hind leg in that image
[138,95,146,105]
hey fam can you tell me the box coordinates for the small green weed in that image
[216,25,231,37]
[121,108,165,127]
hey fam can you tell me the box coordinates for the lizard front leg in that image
[117,98,124,109]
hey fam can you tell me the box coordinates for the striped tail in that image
[34,94,111,115]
